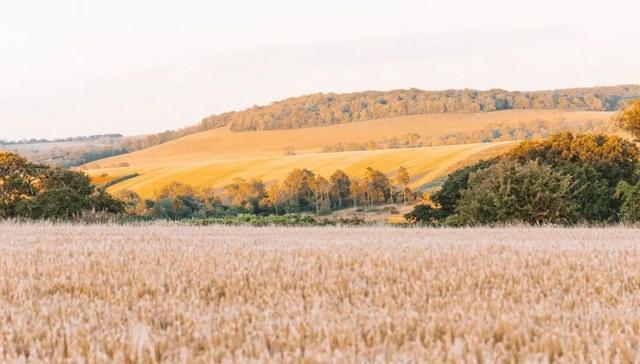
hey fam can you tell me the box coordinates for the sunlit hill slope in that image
[83,110,615,197]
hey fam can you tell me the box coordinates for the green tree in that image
[562,164,618,222]
[431,159,496,218]
[616,180,640,222]
[452,161,576,225]
[4,160,124,220]
[404,204,438,225]
[0,152,44,218]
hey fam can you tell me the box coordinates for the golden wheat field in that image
[82,110,613,197]
[91,142,514,198]
[2,223,640,363]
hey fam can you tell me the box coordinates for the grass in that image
[1,223,640,362]
[81,110,614,197]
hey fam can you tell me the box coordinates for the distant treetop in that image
[1,133,124,146]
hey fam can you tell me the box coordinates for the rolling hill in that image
[83,110,616,198]
[122,85,639,151]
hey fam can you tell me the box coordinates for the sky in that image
[2,0,640,140]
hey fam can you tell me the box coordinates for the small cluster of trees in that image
[115,167,416,219]
[0,152,123,220]
[226,166,415,215]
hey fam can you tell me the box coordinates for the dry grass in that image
[1,223,640,363]
[82,110,612,197]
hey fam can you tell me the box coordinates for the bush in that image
[616,181,640,222]
[431,159,496,218]
[452,160,576,225]
[403,204,438,225]
[417,133,640,226]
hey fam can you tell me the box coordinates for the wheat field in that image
[90,142,514,198]
[82,110,613,197]
[1,223,640,363]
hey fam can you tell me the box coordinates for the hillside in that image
[122,85,638,151]
[83,110,615,197]
[1,135,129,167]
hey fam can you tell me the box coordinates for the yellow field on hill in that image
[88,142,513,197]
[83,110,613,197]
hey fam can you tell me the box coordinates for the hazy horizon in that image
[2,0,640,140]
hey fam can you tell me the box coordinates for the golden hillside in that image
[84,110,615,197]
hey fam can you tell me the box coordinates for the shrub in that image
[452,160,576,225]
[403,204,438,225]
[616,180,640,222]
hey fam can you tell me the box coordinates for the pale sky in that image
[2,0,640,140]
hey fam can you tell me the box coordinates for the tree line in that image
[114,167,415,220]
[320,118,619,153]
[0,134,124,145]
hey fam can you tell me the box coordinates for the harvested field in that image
[1,223,640,362]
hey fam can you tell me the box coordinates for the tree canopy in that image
[0,152,123,219]
[615,99,640,141]
[408,132,640,225]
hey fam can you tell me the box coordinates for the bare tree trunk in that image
[403,183,407,204]
[353,193,358,215]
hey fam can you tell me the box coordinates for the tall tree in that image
[395,166,410,204]
[282,169,316,212]
[265,184,284,215]
[329,169,351,208]
[224,178,266,213]
[311,175,330,215]
[350,179,362,214]
[363,167,392,207]
[0,153,44,218]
